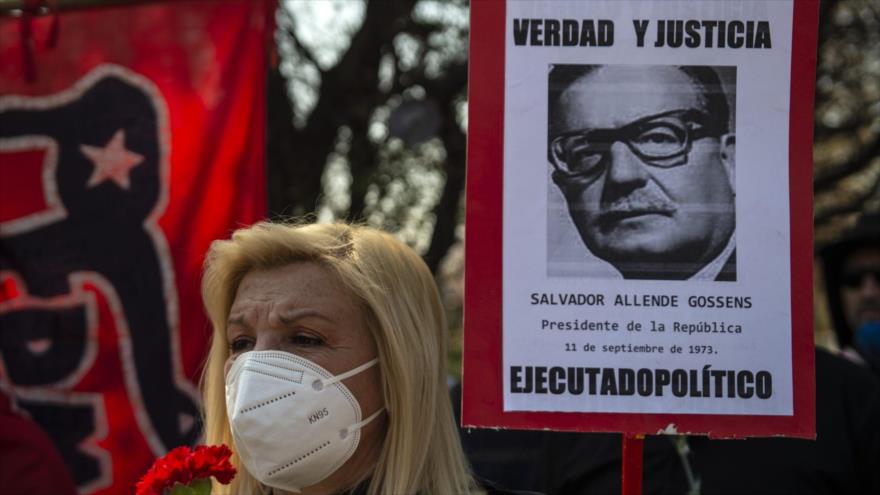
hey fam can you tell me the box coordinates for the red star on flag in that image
[80,129,144,190]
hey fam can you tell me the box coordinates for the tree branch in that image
[272,0,418,216]
[283,24,324,74]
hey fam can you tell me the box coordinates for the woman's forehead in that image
[230,262,356,316]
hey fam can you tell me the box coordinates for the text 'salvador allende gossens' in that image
[529,292,753,309]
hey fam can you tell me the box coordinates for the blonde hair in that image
[200,221,480,495]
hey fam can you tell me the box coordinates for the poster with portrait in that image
[463,0,818,438]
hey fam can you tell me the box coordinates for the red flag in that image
[0,1,271,493]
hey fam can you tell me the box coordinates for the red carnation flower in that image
[136,444,236,495]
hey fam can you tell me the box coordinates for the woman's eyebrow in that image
[226,314,247,327]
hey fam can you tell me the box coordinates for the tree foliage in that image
[268,0,468,273]
[813,0,880,245]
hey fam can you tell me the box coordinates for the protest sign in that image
[463,0,818,438]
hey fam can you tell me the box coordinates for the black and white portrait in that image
[547,64,737,281]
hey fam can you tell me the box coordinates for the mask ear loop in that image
[308,358,383,439]
[312,358,379,391]
[339,407,384,440]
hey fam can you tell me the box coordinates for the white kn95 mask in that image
[225,350,382,493]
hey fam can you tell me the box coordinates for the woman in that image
[200,221,481,495]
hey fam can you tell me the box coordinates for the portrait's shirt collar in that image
[690,231,736,281]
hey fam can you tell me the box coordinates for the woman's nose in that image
[253,334,284,352]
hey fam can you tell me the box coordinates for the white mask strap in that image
[322,358,379,387]
[340,407,384,440]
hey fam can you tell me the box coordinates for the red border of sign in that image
[463,0,818,438]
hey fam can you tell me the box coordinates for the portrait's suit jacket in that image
[714,249,736,281]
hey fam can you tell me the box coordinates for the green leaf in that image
[191,478,213,495]
[167,478,211,495]
[167,482,194,495]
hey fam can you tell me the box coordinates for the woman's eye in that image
[291,334,324,347]
[229,338,253,354]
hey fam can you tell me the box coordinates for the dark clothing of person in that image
[452,397,687,495]
[453,349,880,494]
[689,348,880,494]
[0,390,78,495]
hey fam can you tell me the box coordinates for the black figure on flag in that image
[0,66,199,488]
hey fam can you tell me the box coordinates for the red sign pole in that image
[621,434,644,495]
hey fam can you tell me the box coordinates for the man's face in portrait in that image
[550,66,735,279]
